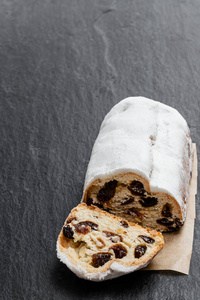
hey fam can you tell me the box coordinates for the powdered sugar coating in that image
[56,240,150,281]
[83,97,193,220]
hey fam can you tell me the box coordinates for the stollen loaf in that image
[82,97,193,232]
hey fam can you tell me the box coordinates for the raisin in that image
[121,196,135,205]
[167,219,183,232]
[138,235,155,244]
[120,220,129,228]
[103,231,123,242]
[63,225,74,239]
[157,218,174,226]
[125,207,141,217]
[174,218,183,228]
[134,245,147,258]
[109,244,127,259]
[75,225,90,234]
[92,252,112,268]
[75,221,98,234]
[162,203,172,218]
[128,181,145,196]
[66,217,76,224]
[97,180,118,202]
[85,221,98,230]
[167,226,176,232]
[139,197,158,207]
[86,198,93,206]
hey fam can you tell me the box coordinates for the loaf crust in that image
[82,97,193,232]
[57,203,164,281]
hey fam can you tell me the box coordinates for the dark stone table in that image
[1,1,200,299]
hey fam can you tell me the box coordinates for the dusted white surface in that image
[83,97,193,219]
[56,240,151,281]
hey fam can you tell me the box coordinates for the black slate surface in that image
[1,1,200,299]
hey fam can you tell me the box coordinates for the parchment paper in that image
[144,143,197,274]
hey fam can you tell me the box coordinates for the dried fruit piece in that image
[86,198,93,206]
[167,226,175,232]
[174,218,183,228]
[85,221,98,230]
[109,244,127,259]
[138,235,155,244]
[139,197,158,207]
[125,207,142,217]
[134,245,147,258]
[86,197,111,212]
[75,221,98,234]
[97,180,118,202]
[128,181,145,196]
[63,225,74,239]
[67,217,77,224]
[75,225,90,234]
[162,203,172,217]
[103,231,123,242]
[120,220,129,228]
[92,252,112,268]
[156,218,174,226]
[167,218,184,231]
[121,196,135,205]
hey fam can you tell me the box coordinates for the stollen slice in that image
[57,203,164,281]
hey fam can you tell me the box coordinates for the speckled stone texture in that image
[0,0,200,299]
